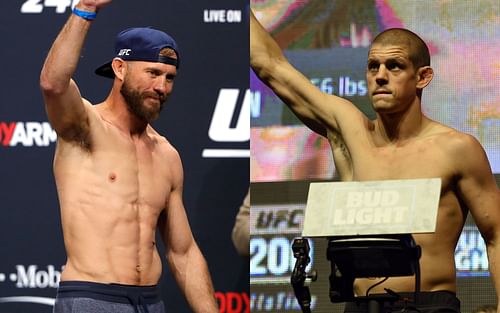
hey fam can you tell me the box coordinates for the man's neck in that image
[100,96,148,137]
[373,101,428,145]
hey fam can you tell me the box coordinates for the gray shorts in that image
[53,281,165,313]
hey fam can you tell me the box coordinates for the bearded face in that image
[120,74,167,122]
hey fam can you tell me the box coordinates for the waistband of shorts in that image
[345,290,460,311]
[56,280,161,305]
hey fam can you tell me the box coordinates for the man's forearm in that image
[40,3,95,92]
[486,243,500,312]
[250,9,286,76]
[168,244,218,312]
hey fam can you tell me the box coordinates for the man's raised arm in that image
[250,9,356,137]
[39,0,110,142]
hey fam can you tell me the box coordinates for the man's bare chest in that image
[110,143,170,203]
[354,155,448,182]
[330,135,454,183]
[64,128,173,209]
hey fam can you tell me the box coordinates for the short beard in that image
[120,77,165,122]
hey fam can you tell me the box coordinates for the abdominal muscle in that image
[54,147,166,286]
[59,195,163,286]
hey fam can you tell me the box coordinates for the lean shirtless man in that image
[40,1,218,312]
[250,10,500,313]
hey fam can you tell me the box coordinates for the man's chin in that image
[144,111,160,122]
[144,98,160,110]
[131,108,160,123]
[148,113,160,121]
[372,102,398,114]
[141,102,163,121]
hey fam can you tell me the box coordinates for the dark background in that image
[0,1,248,312]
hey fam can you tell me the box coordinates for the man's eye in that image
[368,63,379,71]
[387,62,403,70]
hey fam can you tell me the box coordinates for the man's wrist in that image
[73,3,98,21]
[72,7,97,21]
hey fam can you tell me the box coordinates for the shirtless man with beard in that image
[40,1,218,312]
[250,10,500,313]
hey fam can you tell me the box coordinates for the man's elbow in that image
[39,71,69,96]
[481,226,500,247]
[167,237,197,260]
[232,231,249,256]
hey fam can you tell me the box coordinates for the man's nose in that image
[153,77,168,94]
[375,65,388,85]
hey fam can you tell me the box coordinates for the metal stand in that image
[291,238,317,313]
[291,235,421,313]
[328,234,421,313]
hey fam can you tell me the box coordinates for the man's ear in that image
[416,66,433,89]
[111,58,127,80]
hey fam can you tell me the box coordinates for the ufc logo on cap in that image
[118,49,131,56]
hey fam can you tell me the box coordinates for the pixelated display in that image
[250,1,500,312]
[250,0,500,182]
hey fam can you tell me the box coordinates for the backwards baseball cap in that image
[95,27,180,78]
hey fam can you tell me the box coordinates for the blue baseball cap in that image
[95,27,180,78]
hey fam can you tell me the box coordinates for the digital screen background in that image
[250,0,500,182]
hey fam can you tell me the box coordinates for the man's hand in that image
[76,0,112,11]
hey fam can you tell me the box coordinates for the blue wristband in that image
[72,8,97,21]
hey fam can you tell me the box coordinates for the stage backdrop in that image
[0,1,249,313]
[250,1,500,313]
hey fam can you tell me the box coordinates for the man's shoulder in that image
[146,125,180,156]
[428,122,485,163]
[427,121,476,145]
[437,127,480,150]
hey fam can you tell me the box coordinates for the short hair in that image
[159,47,178,59]
[371,28,430,69]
